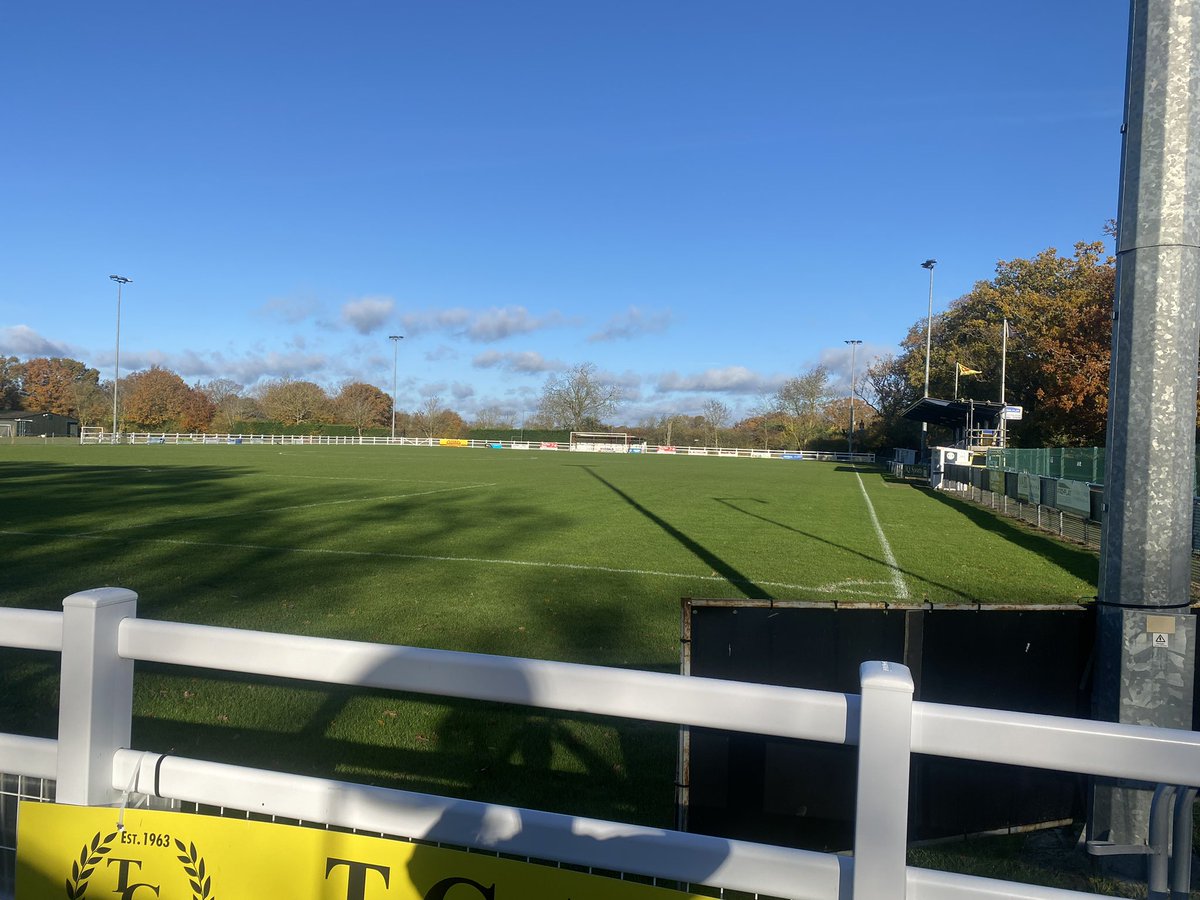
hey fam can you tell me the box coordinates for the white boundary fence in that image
[2,589,1198,899]
[78,428,876,463]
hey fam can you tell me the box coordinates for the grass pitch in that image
[0,442,1097,826]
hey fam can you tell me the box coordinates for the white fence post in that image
[56,587,137,806]
[853,660,914,900]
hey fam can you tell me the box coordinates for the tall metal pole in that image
[999,319,1009,448]
[389,335,403,440]
[845,339,861,454]
[920,260,936,453]
[108,275,131,439]
[1092,0,1200,857]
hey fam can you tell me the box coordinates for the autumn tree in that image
[413,396,456,438]
[895,239,1115,446]
[258,378,330,426]
[773,365,836,448]
[200,379,254,433]
[440,409,467,438]
[701,398,732,447]
[335,381,392,436]
[20,357,100,416]
[72,380,110,427]
[642,413,701,447]
[536,363,624,431]
[0,356,23,409]
[122,366,215,432]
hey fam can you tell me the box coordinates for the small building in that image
[0,410,80,438]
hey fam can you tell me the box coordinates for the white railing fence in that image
[77,429,877,463]
[1,589,1197,900]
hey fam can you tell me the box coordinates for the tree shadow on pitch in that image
[713,497,975,602]
[573,465,772,599]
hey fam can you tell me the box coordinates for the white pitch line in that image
[78,483,496,535]
[253,474,469,484]
[853,469,910,600]
[1,527,872,597]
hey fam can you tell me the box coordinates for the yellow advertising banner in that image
[17,802,705,900]
[438,439,469,447]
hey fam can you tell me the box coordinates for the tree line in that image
[1,233,1118,448]
[0,362,471,438]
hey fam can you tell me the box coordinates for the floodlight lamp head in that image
[109,274,132,284]
[389,334,404,341]
[921,259,936,270]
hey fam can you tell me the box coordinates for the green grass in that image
[908,828,1167,898]
[0,443,1099,827]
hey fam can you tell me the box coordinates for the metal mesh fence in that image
[948,483,1200,588]
[987,446,1200,492]
[169,801,788,899]
[0,775,53,900]
[0,781,782,900]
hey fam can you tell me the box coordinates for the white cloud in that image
[0,325,73,358]
[341,296,396,335]
[472,350,565,374]
[194,350,331,386]
[655,366,783,395]
[588,307,673,343]
[403,306,566,343]
[468,306,564,341]
[817,342,896,389]
[258,296,317,324]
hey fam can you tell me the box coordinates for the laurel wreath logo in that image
[174,838,215,900]
[64,830,117,900]
[64,830,214,900]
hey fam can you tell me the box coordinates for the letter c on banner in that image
[423,876,496,900]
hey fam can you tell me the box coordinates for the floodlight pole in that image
[109,275,132,440]
[389,335,404,440]
[921,260,931,458]
[1092,0,1200,859]
[845,339,861,454]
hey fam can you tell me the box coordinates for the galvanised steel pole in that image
[109,275,131,440]
[920,260,936,453]
[1092,0,1200,856]
[845,339,861,454]
[389,335,403,440]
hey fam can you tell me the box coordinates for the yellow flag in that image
[957,362,982,376]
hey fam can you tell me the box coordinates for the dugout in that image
[901,397,1007,452]
[677,599,1096,850]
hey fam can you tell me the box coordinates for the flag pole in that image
[1000,319,1008,447]
[1000,318,1008,405]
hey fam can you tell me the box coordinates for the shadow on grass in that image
[574,464,772,599]
[712,496,975,602]
[912,483,1099,586]
[0,451,699,830]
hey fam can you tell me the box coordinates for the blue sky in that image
[1,2,1126,424]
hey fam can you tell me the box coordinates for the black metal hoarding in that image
[678,600,1094,849]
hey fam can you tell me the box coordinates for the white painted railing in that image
[80,430,876,463]
[1,590,1197,900]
